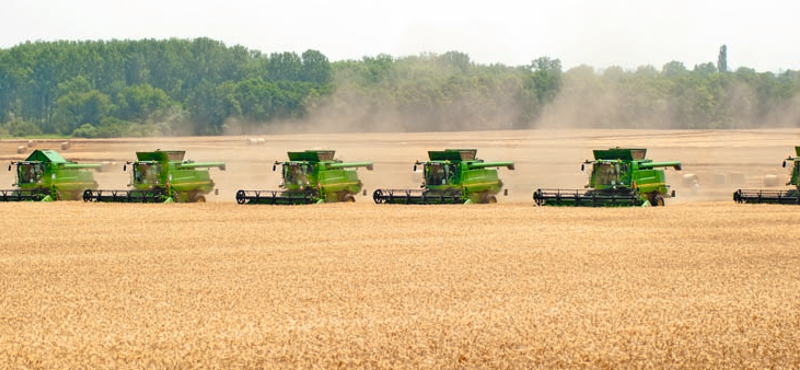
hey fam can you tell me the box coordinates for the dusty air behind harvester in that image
[372,149,514,204]
[1,149,101,201]
[82,150,225,203]
[235,150,373,205]
[533,148,682,207]
[733,146,800,204]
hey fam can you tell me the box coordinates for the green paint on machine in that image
[83,150,225,203]
[373,149,514,205]
[236,150,373,205]
[534,148,682,207]
[1,149,102,201]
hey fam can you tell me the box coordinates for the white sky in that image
[2,0,799,72]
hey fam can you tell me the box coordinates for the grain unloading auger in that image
[235,150,373,205]
[533,148,682,207]
[733,146,800,204]
[83,150,225,203]
[373,149,514,205]
[1,149,102,202]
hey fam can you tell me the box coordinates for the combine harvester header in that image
[372,149,515,204]
[533,147,682,207]
[733,146,800,204]
[235,150,373,205]
[1,149,101,202]
[83,150,225,203]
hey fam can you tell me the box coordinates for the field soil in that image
[1,129,800,368]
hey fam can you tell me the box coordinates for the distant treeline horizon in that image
[0,38,798,138]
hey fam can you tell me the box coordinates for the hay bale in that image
[764,175,780,188]
[247,138,258,145]
[681,174,698,186]
[728,172,745,185]
[61,141,71,150]
[27,139,36,148]
[16,146,26,154]
[256,138,265,145]
[713,173,728,185]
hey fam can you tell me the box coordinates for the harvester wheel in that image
[236,190,246,205]
[343,195,356,203]
[487,196,497,204]
[192,194,207,203]
[650,194,665,207]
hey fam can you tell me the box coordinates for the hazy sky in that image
[2,0,798,72]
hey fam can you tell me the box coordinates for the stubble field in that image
[1,129,800,368]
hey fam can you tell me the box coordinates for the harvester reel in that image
[372,189,386,204]
[235,190,247,204]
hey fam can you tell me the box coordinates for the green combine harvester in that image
[82,150,225,203]
[235,150,373,205]
[1,149,101,201]
[533,148,682,207]
[372,149,514,204]
[733,146,800,204]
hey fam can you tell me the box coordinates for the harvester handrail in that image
[467,161,515,170]
[176,162,226,171]
[639,161,682,170]
[60,163,103,170]
[327,161,374,170]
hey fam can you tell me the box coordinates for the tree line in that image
[0,38,798,138]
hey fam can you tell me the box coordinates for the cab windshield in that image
[18,162,45,184]
[133,163,162,185]
[593,162,629,186]
[425,163,457,185]
[284,163,313,185]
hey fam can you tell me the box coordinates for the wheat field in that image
[2,130,800,368]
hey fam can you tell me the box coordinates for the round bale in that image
[27,139,35,148]
[16,146,26,154]
[681,173,698,186]
[61,141,71,150]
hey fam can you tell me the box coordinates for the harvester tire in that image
[343,195,356,203]
[650,194,665,207]
[192,194,207,203]
[487,196,497,204]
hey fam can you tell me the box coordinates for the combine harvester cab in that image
[1,149,101,202]
[235,150,373,205]
[533,148,682,207]
[733,146,800,204]
[373,149,515,205]
[83,150,225,203]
